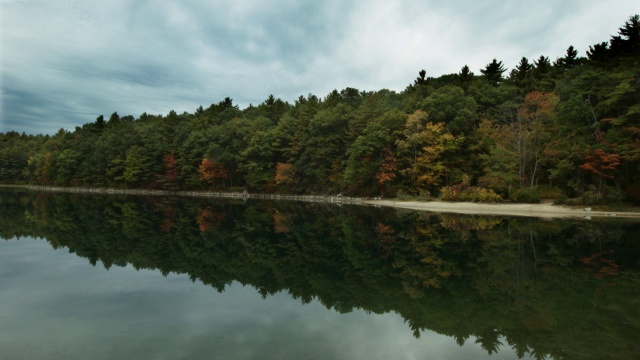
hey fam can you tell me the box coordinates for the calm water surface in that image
[0,189,638,359]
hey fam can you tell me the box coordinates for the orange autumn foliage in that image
[199,158,228,185]
[580,148,621,179]
[197,208,227,231]
[274,162,295,186]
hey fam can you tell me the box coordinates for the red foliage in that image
[579,251,619,279]
[163,154,179,183]
[517,91,557,122]
[376,146,397,185]
[160,205,176,233]
[580,148,621,179]
[199,158,228,185]
[197,208,227,231]
[155,154,180,189]
[375,222,396,262]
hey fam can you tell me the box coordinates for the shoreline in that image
[3,185,640,219]
[363,199,640,219]
[2,185,366,205]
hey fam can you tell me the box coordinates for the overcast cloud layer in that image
[1,0,638,134]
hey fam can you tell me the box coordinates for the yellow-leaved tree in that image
[397,112,464,194]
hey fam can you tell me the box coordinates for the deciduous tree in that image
[199,158,228,187]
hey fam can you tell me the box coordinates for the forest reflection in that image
[1,189,639,360]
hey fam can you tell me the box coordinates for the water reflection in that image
[1,189,639,359]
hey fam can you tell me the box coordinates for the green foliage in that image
[421,84,478,134]
[565,189,603,206]
[566,186,626,205]
[343,122,393,194]
[535,185,566,199]
[553,193,568,205]
[625,182,640,204]
[1,14,640,204]
[508,187,540,203]
[395,190,421,201]
[0,132,32,183]
[480,59,507,85]
[440,184,503,202]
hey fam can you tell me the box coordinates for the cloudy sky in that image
[1,0,638,134]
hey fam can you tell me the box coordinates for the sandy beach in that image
[364,199,640,219]
[5,185,640,219]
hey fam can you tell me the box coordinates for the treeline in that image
[1,15,639,202]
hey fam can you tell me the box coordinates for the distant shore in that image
[3,185,640,219]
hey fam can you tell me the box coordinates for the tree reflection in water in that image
[1,189,639,360]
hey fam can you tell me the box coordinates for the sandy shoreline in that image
[3,185,640,219]
[364,199,640,219]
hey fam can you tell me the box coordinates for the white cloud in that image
[1,0,639,133]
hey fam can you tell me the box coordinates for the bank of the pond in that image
[364,199,640,219]
[4,185,640,219]
[7,185,366,205]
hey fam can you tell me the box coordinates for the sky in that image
[1,0,638,135]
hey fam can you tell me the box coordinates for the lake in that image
[0,188,638,359]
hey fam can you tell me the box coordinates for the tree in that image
[376,145,398,192]
[241,128,278,190]
[554,45,580,70]
[610,14,640,56]
[480,59,507,85]
[339,87,363,108]
[55,149,81,185]
[530,55,555,92]
[466,81,520,121]
[414,69,428,86]
[458,65,474,90]
[157,154,180,190]
[0,133,31,183]
[404,70,435,112]
[421,84,478,134]
[533,56,551,73]
[412,122,463,192]
[396,110,430,187]
[396,111,464,194]
[258,95,289,124]
[30,152,54,185]
[509,57,533,91]
[95,115,105,130]
[294,104,352,191]
[480,92,558,191]
[221,97,237,110]
[343,109,406,195]
[108,111,121,126]
[479,135,519,192]
[274,162,296,190]
[514,91,558,187]
[122,145,152,187]
[203,116,257,187]
[581,147,621,193]
[199,158,228,187]
[587,42,610,62]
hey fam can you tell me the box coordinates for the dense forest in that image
[1,15,639,203]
